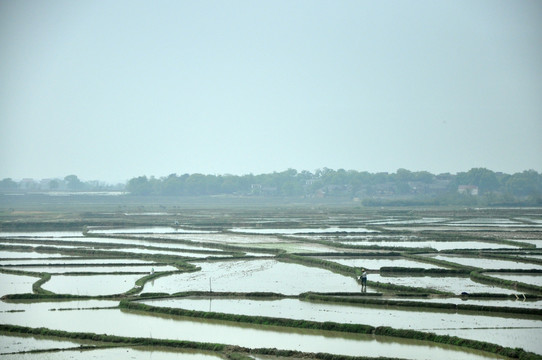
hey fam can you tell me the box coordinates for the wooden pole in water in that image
[209,277,212,293]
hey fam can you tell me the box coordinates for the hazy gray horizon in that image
[1,1,541,184]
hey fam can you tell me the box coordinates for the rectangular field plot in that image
[246,242,342,253]
[1,264,177,274]
[366,218,448,225]
[32,236,226,252]
[0,273,38,297]
[430,255,542,270]
[339,240,521,250]
[0,299,119,313]
[0,258,156,266]
[143,259,360,295]
[87,227,212,234]
[444,218,542,228]
[492,273,542,287]
[0,334,83,354]
[139,297,542,355]
[322,257,443,269]
[0,302,504,360]
[229,227,377,234]
[371,274,512,294]
[0,251,71,259]
[41,274,144,296]
[167,233,284,244]
[0,345,223,360]
[508,239,541,247]
[101,248,223,258]
[0,231,83,238]
[390,296,542,309]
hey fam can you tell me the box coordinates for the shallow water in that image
[509,239,540,247]
[98,247,218,258]
[87,227,212,234]
[449,218,522,225]
[362,241,518,250]
[0,239,218,258]
[290,233,418,241]
[0,231,83,238]
[365,218,448,225]
[166,233,284,244]
[0,251,69,259]
[431,255,542,270]
[0,299,119,312]
[0,273,38,297]
[1,212,539,358]
[0,242,87,250]
[230,227,376,234]
[0,336,221,360]
[371,274,512,294]
[0,302,504,360]
[0,334,80,354]
[324,257,443,270]
[41,274,143,296]
[144,259,361,295]
[248,241,341,253]
[2,265,177,274]
[493,274,542,287]
[398,296,542,309]
[35,236,226,252]
[0,258,154,266]
[140,297,542,354]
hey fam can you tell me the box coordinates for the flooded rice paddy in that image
[496,274,542,287]
[230,227,377,234]
[398,296,542,309]
[41,274,144,296]
[1,345,223,360]
[1,333,82,353]
[0,301,505,360]
[144,259,360,295]
[371,274,511,294]
[0,251,70,259]
[1,264,177,274]
[87,226,213,234]
[430,255,542,270]
[340,240,521,250]
[0,273,37,297]
[1,206,541,359]
[322,257,443,269]
[140,297,542,354]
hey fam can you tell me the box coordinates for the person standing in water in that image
[361,269,367,292]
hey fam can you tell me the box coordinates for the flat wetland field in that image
[1,194,541,359]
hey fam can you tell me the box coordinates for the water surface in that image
[144,259,361,295]
[0,302,504,360]
[42,274,143,295]
[140,297,542,354]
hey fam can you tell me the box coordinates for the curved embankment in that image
[0,260,199,298]
[118,299,541,360]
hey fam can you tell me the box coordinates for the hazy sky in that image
[1,1,541,183]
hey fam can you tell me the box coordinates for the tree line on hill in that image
[0,175,122,193]
[125,168,542,205]
[1,168,541,206]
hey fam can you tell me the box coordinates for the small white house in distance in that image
[458,185,479,196]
